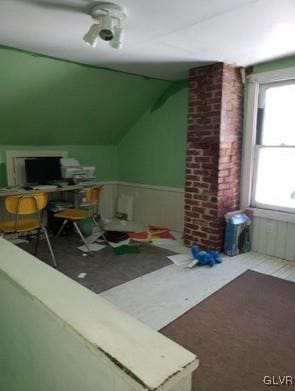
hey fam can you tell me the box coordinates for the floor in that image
[101,238,295,330]
[21,228,295,332]
[20,235,174,293]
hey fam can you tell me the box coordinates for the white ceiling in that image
[1,0,295,80]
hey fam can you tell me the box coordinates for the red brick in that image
[184,62,243,251]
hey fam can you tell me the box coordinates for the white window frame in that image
[241,66,295,221]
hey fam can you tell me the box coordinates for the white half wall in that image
[251,216,295,262]
[0,238,198,391]
[117,182,184,232]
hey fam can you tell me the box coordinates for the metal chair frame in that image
[54,186,104,255]
[1,194,57,267]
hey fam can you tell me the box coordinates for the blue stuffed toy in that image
[189,245,222,268]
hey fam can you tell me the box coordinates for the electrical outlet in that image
[266,222,273,233]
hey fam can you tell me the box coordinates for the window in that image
[252,82,295,213]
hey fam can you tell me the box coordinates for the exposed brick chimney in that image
[184,63,243,250]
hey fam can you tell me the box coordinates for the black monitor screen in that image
[25,157,62,184]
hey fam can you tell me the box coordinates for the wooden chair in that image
[54,186,103,253]
[0,193,57,267]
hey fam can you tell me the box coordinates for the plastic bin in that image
[224,212,251,256]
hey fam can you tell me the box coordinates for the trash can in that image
[224,212,251,256]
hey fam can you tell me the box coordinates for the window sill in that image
[246,207,295,224]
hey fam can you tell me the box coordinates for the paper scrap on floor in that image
[108,238,131,248]
[113,245,141,255]
[128,231,151,242]
[85,230,104,244]
[152,238,176,246]
[77,243,106,253]
[167,254,193,266]
[151,230,176,240]
[77,272,87,279]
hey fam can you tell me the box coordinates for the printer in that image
[60,158,96,183]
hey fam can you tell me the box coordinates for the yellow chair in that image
[0,193,57,267]
[54,186,103,253]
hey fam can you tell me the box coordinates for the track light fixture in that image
[83,24,100,47]
[83,2,126,49]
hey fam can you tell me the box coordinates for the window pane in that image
[254,148,295,210]
[262,84,295,145]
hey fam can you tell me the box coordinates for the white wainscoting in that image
[117,182,185,232]
[0,182,184,232]
[99,182,118,219]
[251,216,295,262]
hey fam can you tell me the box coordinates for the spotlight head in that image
[110,26,123,49]
[83,24,100,47]
[84,2,126,48]
[99,15,115,41]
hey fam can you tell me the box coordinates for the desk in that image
[0,184,87,197]
[0,184,84,197]
[0,182,102,209]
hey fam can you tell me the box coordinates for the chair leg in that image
[73,222,93,256]
[34,228,41,255]
[90,217,107,243]
[92,216,99,227]
[55,219,68,240]
[41,226,57,268]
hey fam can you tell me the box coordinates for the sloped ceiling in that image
[0,46,169,145]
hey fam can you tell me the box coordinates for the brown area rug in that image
[160,270,295,391]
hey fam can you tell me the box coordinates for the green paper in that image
[113,245,141,255]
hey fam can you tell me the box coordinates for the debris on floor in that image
[85,230,105,244]
[103,218,147,233]
[150,227,176,240]
[108,238,131,248]
[167,254,192,266]
[104,231,131,248]
[113,245,141,255]
[77,243,106,253]
[128,230,151,242]
[104,231,129,242]
[77,272,87,279]
[128,227,176,243]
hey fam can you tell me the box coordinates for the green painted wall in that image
[253,55,295,73]
[117,54,295,189]
[0,271,124,391]
[0,144,117,186]
[0,46,168,145]
[2,45,295,190]
[118,82,188,188]
[0,46,170,187]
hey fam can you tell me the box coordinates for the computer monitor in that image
[25,157,62,184]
